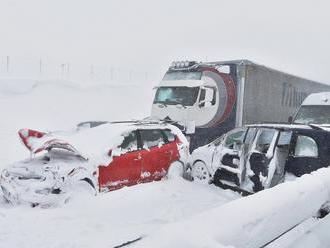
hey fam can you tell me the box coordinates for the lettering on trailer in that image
[281,82,308,108]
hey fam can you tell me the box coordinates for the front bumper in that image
[0,169,67,207]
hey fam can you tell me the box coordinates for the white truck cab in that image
[293,92,330,125]
[151,61,236,132]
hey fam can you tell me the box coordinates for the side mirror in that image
[108,148,121,157]
[288,116,293,123]
[198,100,212,108]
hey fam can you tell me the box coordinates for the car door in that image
[285,130,325,177]
[98,131,142,192]
[212,128,246,185]
[138,129,170,182]
[247,128,279,192]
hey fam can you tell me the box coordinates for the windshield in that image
[153,87,199,106]
[294,105,330,124]
[163,71,202,80]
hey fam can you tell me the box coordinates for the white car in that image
[189,127,246,183]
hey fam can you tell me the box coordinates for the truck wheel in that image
[191,161,211,184]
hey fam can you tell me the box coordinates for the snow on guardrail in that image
[134,168,330,248]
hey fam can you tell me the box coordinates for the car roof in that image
[245,123,326,132]
[77,120,175,130]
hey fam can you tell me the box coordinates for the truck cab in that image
[152,70,218,128]
[151,61,237,151]
[293,92,330,125]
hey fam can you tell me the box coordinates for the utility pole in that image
[109,67,114,81]
[67,63,70,78]
[6,56,10,74]
[39,59,42,76]
[60,64,65,78]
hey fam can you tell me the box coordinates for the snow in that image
[136,167,330,248]
[290,213,330,248]
[0,178,239,248]
[301,92,330,105]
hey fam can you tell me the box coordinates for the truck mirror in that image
[204,101,212,107]
[199,100,212,108]
[288,116,293,123]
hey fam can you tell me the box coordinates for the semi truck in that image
[151,60,330,151]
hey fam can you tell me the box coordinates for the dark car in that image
[213,124,330,194]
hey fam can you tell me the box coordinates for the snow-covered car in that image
[213,124,330,194]
[189,127,246,183]
[0,121,189,207]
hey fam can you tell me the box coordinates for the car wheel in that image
[191,161,211,184]
[167,161,184,179]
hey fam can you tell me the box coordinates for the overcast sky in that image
[0,0,329,83]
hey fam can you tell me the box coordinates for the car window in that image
[162,129,176,143]
[244,128,257,144]
[119,131,138,152]
[277,131,292,146]
[140,129,165,149]
[255,128,276,154]
[294,135,318,157]
[224,130,245,148]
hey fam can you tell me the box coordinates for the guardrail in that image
[135,167,330,247]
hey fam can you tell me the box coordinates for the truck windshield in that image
[294,105,330,124]
[153,87,199,106]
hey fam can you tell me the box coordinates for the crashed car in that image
[0,121,189,207]
[212,124,330,194]
[189,127,246,183]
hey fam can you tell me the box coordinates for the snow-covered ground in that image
[0,178,238,248]
[1,78,329,248]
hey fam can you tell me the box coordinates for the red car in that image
[0,121,189,206]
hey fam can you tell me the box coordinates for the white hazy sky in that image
[0,0,329,83]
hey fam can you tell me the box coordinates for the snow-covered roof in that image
[246,123,313,130]
[301,92,330,106]
[158,80,204,87]
[23,121,185,164]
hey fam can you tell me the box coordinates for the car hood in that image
[0,154,90,206]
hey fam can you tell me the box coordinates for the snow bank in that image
[0,79,38,96]
[0,178,239,248]
[136,168,330,248]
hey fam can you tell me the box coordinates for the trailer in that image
[151,60,330,151]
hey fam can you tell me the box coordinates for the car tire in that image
[167,161,184,179]
[191,161,211,184]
